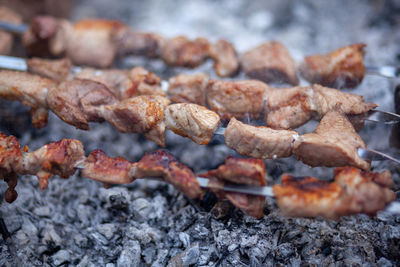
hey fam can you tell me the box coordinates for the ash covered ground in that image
[1,0,400,266]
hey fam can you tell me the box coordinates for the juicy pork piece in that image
[241,41,299,85]
[273,167,395,220]
[81,149,135,185]
[23,16,72,57]
[132,150,203,199]
[75,66,163,99]
[0,70,56,128]
[161,36,210,68]
[265,85,377,129]
[199,157,266,218]
[224,118,298,159]
[266,86,314,129]
[0,6,22,55]
[167,73,209,105]
[97,95,170,146]
[67,19,128,68]
[299,44,366,88]
[27,57,72,81]
[206,80,270,120]
[165,103,220,145]
[311,84,377,118]
[209,39,239,77]
[293,110,370,170]
[46,79,118,130]
[21,139,84,190]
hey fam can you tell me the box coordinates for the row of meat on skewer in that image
[0,57,377,171]
[0,131,395,219]
[0,6,367,88]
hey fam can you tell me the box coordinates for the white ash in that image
[1,0,400,266]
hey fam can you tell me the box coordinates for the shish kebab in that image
[1,56,400,170]
[0,131,398,219]
[0,15,399,88]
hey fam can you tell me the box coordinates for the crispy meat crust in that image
[225,118,298,159]
[293,110,370,170]
[165,103,220,145]
[81,149,135,184]
[241,41,299,85]
[167,73,209,105]
[132,150,202,199]
[206,80,269,120]
[273,167,395,220]
[300,44,366,88]
[161,36,210,68]
[200,156,266,218]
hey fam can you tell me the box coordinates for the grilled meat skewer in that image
[0,131,397,219]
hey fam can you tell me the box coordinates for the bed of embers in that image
[1,0,400,266]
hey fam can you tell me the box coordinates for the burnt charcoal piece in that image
[395,84,400,115]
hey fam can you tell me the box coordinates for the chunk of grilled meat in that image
[209,39,239,77]
[299,44,366,88]
[293,110,370,170]
[47,78,118,130]
[161,36,210,68]
[167,73,209,105]
[241,41,299,85]
[0,70,56,128]
[97,95,170,146]
[27,57,72,81]
[206,80,270,120]
[265,84,377,129]
[165,103,220,145]
[132,150,203,199]
[224,118,298,159]
[0,6,22,55]
[200,156,266,218]
[81,149,135,185]
[75,66,164,99]
[273,167,395,220]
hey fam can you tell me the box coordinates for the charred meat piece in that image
[165,103,220,145]
[299,44,366,88]
[132,150,202,199]
[75,67,163,100]
[206,80,270,120]
[27,57,72,81]
[22,139,84,190]
[224,118,298,159]
[161,36,210,68]
[209,39,239,77]
[81,149,135,185]
[273,167,395,220]
[0,6,22,55]
[47,79,118,130]
[98,95,170,146]
[68,19,127,68]
[241,41,299,85]
[266,86,314,129]
[23,16,72,57]
[293,110,370,170]
[0,70,55,128]
[0,132,23,177]
[200,157,266,218]
[167,73,208,105]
